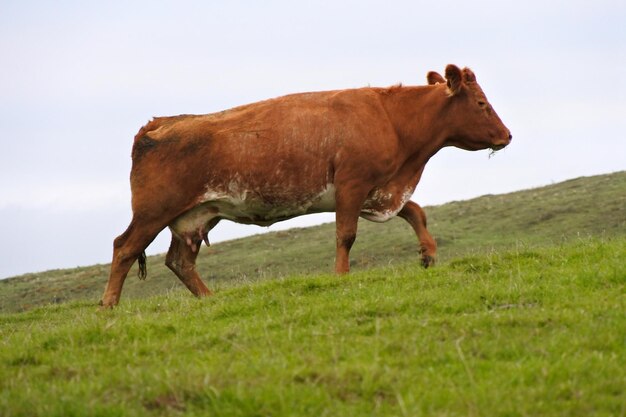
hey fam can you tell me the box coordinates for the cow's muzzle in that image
[491,132,512,151]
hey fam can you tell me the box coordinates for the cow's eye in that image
[478,101,486,107]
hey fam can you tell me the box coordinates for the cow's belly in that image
[204,183,337,225]
[169,184,337,239]
[169,181,414,242]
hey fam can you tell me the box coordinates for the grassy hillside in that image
[1,171,625,312]
[1,238,624,416]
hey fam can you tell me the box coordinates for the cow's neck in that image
[379,85,449,169]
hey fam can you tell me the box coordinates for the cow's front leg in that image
[398,201,437,267]
[335,226,357,274]
[334,185,369,274]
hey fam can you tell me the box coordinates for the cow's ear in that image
[445,64,463,95]
[427,71,446,85]
[463,67,476,83]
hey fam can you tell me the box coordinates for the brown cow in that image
[100,64,511,307]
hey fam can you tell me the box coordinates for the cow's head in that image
[428,65,511,152]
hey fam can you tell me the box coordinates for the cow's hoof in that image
[98,299,116,310]
[421,255,435,268]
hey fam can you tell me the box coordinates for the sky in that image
[1,0,625,279]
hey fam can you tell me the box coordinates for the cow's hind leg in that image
[165,214,220,297]
[165,234,212,297]
[398,201,437,267]
[100,217,165,307]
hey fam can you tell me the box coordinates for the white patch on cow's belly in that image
[173,183,338,231]
[360,187,414,223]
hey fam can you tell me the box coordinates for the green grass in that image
[1,171,625,313]
[1,237,624,416]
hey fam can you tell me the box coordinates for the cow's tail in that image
[138,251,147,280]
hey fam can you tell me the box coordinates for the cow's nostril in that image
[508,133,512,140]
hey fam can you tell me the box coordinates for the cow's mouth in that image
[490,131,512,152]
[490,142,509,151]
[488,143,507,158]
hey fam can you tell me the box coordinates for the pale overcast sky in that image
[1,1,624,278]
